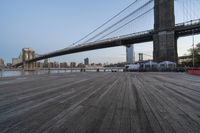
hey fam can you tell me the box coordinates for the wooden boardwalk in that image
[0,72,200,133]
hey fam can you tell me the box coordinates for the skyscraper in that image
[126,45,135,64]
[0,58,5,68]
[84,58,89,66]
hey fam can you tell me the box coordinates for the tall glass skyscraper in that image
[126,45,135,64]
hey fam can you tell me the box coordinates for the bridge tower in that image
[153,0,177,62]
[22,48,35,70]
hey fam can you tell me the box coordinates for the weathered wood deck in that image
[0,72,200,133]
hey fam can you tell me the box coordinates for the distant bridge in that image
[13,0,200,67]
[14,19,200,67]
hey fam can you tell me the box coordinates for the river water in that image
[0,70,74,78]
[0,69,103,78]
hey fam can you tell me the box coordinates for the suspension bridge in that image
[13,0,200,67]
[2,1,200,133]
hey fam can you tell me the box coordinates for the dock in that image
[0,72,200,133]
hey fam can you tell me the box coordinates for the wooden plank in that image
[0,72,200,133]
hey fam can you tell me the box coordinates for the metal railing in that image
[56,19,200,51]
[28,19,200,61]
[74,29,153,47]
[175,19,200,27]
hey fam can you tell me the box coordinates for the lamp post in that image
[192,30,195,67]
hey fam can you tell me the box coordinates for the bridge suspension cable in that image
[97,8,153,41]
[71,0,138,46]
[176,0,200,23]
[83,0,154,43]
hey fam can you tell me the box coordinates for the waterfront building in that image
[70,62,76,68]
[48,62,53,68]
[96,63,103,67]
[77,63,85,68]
[60,62,68,68]
[47,61,59,68]
[84,58,89,65]
[53,62,59,68]
[139,53,144,62]
[43,59,49,68]
[126,45,135,64]
[0,58,5,68]
[35,62,44,68]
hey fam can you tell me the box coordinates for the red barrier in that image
[187,68,200,75]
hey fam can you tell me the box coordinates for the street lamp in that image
[192,30,195,67]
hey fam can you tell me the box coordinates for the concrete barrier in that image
[187,68,200,75]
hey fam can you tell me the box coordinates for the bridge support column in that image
[153,31,177,62]
[153,0,177,62]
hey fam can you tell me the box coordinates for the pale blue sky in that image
[0,0,200,64]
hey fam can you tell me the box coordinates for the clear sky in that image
[0,0,200,64]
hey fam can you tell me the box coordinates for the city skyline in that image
[1,0,200,64]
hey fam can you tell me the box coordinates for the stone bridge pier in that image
[153,0,178,62]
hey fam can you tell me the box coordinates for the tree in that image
[187,43,200,67]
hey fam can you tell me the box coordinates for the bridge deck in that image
[0,72,200,133]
